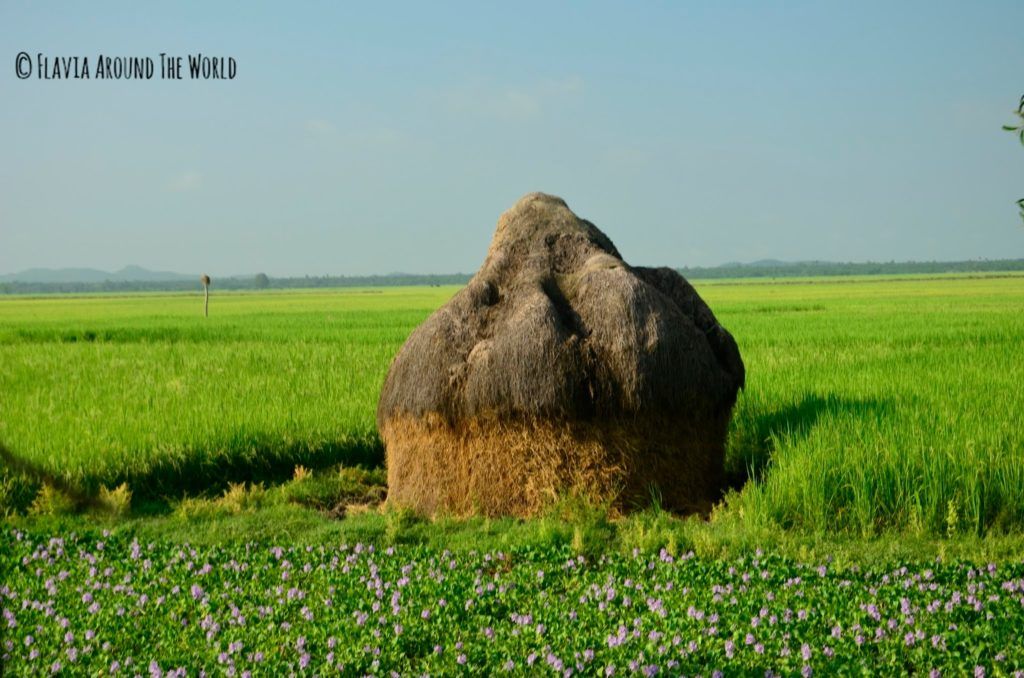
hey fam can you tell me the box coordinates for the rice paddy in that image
[2,275,1023,537]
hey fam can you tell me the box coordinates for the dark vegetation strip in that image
[701,272,1024,287]
[0,434,384,515]
[681,259,1024,280]
[3,260,1023,295]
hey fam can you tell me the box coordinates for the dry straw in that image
[378,193,744,517]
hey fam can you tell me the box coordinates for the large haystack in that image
[377,193,744,516]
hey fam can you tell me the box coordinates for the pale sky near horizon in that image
[1,2,1022,277]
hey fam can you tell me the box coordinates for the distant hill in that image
[0,266,195,283]
[0,271,472,295]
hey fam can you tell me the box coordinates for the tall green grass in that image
[0,288,453,505]
[716,276,1024,536]
[1,277,1022,537]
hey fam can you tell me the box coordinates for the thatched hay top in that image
[378,192,744,427]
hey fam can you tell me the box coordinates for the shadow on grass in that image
[0,441,105,511]
[5,396,895,518]
[0,433,384,516]
[724,392,895,492]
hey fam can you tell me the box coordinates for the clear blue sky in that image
[1,1,1022,276]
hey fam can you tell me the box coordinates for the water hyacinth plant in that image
[2,529,1022,675]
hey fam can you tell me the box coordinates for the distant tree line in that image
[3,261,1024,296]
[677,259,1024,280]
[0,273,473,295]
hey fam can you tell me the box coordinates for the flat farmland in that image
[1,275,1023,536]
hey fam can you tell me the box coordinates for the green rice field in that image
[2,274,1023,537]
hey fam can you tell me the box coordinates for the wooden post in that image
[200,274,211,317]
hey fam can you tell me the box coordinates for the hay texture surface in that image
[378,193,744,516]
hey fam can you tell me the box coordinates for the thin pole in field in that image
[200,274,211,317]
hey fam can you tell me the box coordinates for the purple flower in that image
[457,653,467,665]
[299,653,310,669]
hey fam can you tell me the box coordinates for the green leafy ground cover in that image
[3,529,1023,675]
